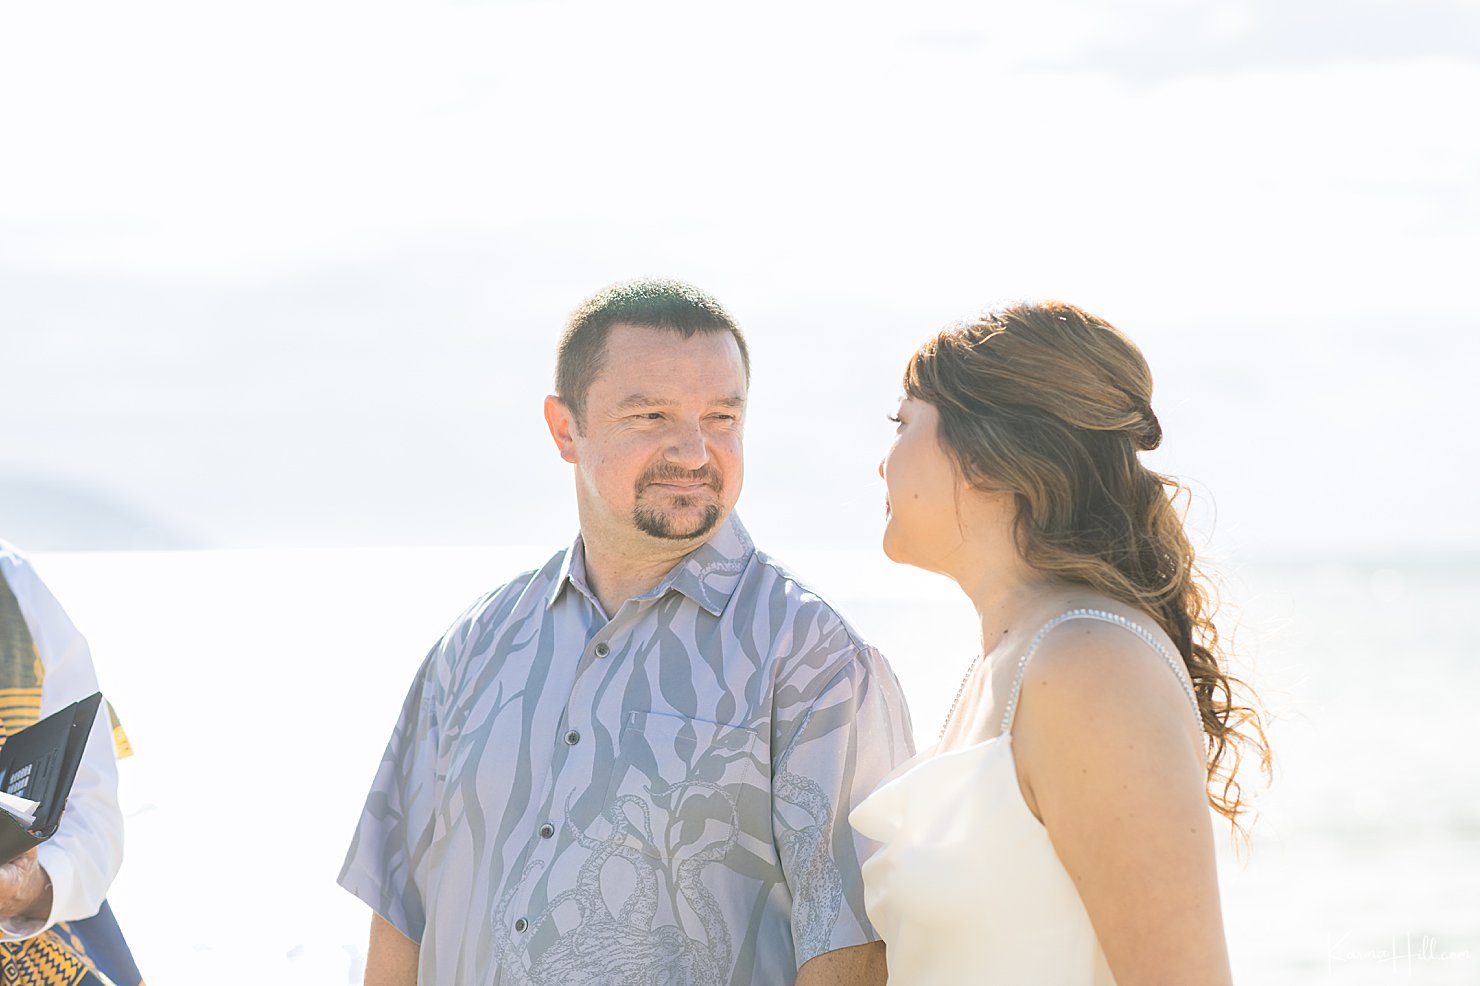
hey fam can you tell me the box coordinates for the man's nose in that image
[878,458,886,480]
[665,424,710,470]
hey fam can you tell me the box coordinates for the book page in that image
[0,790,39,829]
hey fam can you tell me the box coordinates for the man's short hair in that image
[556,278,751,426]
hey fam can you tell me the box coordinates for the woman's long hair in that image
[904,300,1270,830]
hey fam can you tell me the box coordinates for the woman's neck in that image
[948,544,1060,659]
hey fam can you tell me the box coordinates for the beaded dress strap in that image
[999,608,1203,737]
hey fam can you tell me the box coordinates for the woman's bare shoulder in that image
[1015,602,1203,750]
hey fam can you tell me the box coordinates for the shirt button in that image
[594,641,610,658]
[565,730,581,745]
[539,822,555,839]
[514,918,528,933]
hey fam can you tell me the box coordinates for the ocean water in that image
[30,546,1480,985]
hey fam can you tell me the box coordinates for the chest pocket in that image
[599,710,764,860]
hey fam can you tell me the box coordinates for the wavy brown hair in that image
[904,300,1270,830]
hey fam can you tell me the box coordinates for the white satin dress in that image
[849,609,1204,986]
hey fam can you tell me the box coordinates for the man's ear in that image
[543,395,580,463]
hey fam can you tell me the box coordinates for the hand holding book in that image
[0,693,103,866]
[0,847,52,924]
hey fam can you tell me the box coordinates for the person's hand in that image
[0,849,53,921]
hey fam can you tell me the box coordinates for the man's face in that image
[548,323,748,548]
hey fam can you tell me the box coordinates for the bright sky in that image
[3,0,1477,556]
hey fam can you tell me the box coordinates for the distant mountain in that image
[0,474,201,551]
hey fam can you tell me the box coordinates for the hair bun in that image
[1134,403,1163,451]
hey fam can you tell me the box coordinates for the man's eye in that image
[887,414,902,425]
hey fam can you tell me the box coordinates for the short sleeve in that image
[771,644,915,969]
[337,645,446,942]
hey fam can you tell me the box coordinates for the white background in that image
[4,0,1477,560]
[5,1,1479,982]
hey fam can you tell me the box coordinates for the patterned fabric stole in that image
[0,573,143,986]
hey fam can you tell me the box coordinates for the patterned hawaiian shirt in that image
[339,514,915,985]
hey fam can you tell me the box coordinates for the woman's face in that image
[880,397,968,572]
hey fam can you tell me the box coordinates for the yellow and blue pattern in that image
[0,572,142,986]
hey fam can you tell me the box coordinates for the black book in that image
[0,692,103,865]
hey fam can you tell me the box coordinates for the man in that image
[340,279,914,985]
[0,540,143,986]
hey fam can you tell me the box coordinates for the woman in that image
[850,301,1269,985]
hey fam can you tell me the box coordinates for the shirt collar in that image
[546,534,598,613]
[546,513,756,618]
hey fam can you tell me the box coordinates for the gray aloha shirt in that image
[339,514,915,986]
